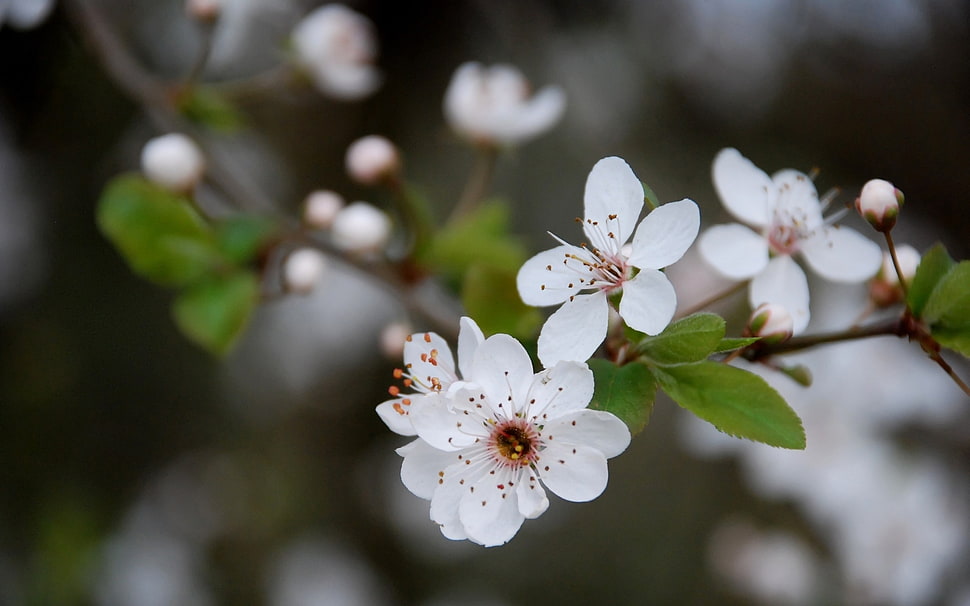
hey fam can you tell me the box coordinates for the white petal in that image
[543,409,631,459]
[516,468,549,519]
[526,360,595,422]
[516,245,584,306]
[457,317,485,379]
[800,226,882,283]
[398,438,451,500]
[491,86,566,145]
[459,467,526,546]
[712,148,773,228]
[537,292,609,367]
[376,397,416,436]
[409,393,478,451]
[749,256,810,334]
[627,198,700,269]
[403,331,456,392]
[583,157,644,249]
[470,334,536,413]
[430,456,483,541]
[618,268,677,335]
[697,223,770,279]
[536,443,611,502]
[771,169,822,229]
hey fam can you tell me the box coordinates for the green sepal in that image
[641,180,661,211]
[461,264,542,340]
[588,358,656,435]
[907,243,954,318]
[714,337,761,353]
[654,361,805,449]
[172,271,259,355]
[177,86,244,133]
[96,174,222,287]
[636,313,725,365]
[215,215,279,265]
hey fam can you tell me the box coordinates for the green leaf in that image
[655,361,805,449]
[928,327,970,357]
[97,175,222,286]
[907,243,954,318]
[588,358,656,435]
[178,87,244,133]
[922,261,970,329]
[714,337,761,353]
[636,313,726,365]
[461,264,542,340]
[216,215,279,265]
[172,271,259,355]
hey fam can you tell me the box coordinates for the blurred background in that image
[1,0,969,604]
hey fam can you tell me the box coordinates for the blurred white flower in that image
[283,248,327,294]
[698,148,882,333]
[140,133,206,193]
[870,243,920,307]
[302,189,344,229]
[330,201,391,254]
[291,4,381,101]
[0,0,55,30]
[444,62,565,147]
[517,156,699,367]
[375,317,484,436]
[397,332,629,546]
[377,320,412,360]
[344,135,400,186]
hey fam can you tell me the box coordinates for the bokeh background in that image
[1,0,969,604]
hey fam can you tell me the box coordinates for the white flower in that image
[444,62,565,147]
[283,248,327,294]
[517,156,700,367]
[1,0,55,30]
[856,178,903,232]
[698,148,882,334]
[376,317,485,436]
[291,4,381,101]
[302,190,345,229]
[345,135,400,185]
[140,133,206,193]
[397,332,630,546]
[330,201,391,254]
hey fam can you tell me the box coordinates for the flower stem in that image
[927,351,970,397]
[884,231,909,298]
[449,144,498,224]
[744,318,904,360]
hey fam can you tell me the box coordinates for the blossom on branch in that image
[396,330,630,546]
[517,156,699,367]
[698,148,881,334]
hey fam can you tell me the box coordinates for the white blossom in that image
[345,135,400,185]
[282,248,327,294]
[302,189,344,229]
[856,178,903,232]
[517,156,699,367]
[397,331,630,546]
[1,0,55,30]
[444,62,565,147]
[376,317,485,436]
[140,133,206,193]
[330,201,391,254]
[698,148,882,333]
[291,4,381,101]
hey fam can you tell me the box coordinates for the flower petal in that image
[492,86,566,145]
[516,468,549,519]
[537,443,611,502]
[712,148,773,228]
[398,438,451,500]
[537,292,609,367]
[471,334,536,413]
[459,467,526,546]
[376,397,416,436]
[430,456,483,541]
[410,392,479,451]
[583,157,644,250]
[526,360,595,422]
[403,331,456,393]
[457,316,485,379]
[516,245,584,306]
[543,409,631,459]
[627,198,700,269]
[800,226,882,283]
[618,268,677,335]
[749,256,810,334]
[697,223,770,279]
[771,169,822,229]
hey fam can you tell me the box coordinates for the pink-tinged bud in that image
[140,133,205,193]
[345,135,401,186]
[745,303,794,344]
[186,0,221,23]
[869,244,920,307]
[283,248,327,294]
[302,190,345,229]
[855,178,904,232]
[330,201,391,254]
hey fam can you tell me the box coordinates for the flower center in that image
[490,419,540,466]
[766,222,801,255]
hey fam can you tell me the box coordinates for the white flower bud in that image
[379,321,412,359]
[746,303,794,344]
[291,4,381,101]
[330,201,391,254]
[870,244,920,307]
[140,133,206,193]
[186,0,222,23]
[302,190,345,229]
[855,178,904,232]
[283,248,327,294]
[345,135,400,186]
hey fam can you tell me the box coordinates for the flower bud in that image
[283,248,327,294]
[302,190,345,229]
[869,244,920,307]
[855,178,903,232]
[745,303,794,344]
[140,133,205,193]
[330,201,391,254]
[291,4,381,100]
[379,321,412,359]
[186,0,221,23]
[345,135,401,186]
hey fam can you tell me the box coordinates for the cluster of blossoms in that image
[377,318,630,546]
